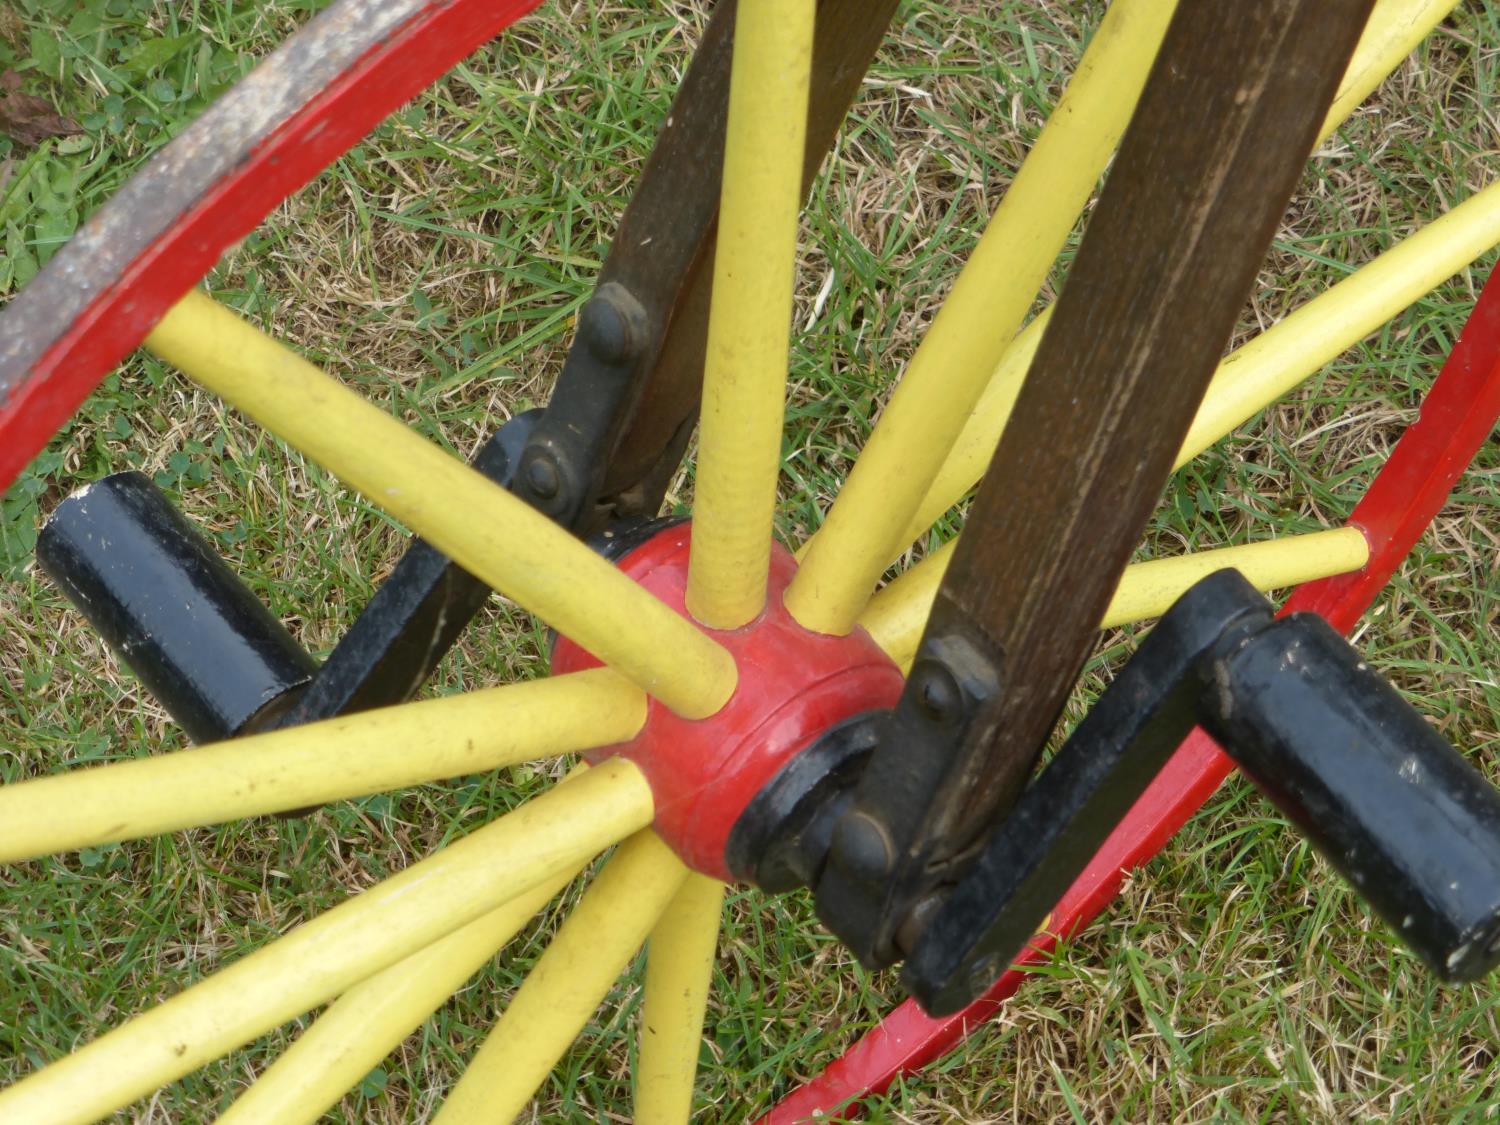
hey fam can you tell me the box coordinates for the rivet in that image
[833,811,894,882]
[524,456,560,500]
[915,664,961,723]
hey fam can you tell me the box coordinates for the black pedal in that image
[904,569,1500,1014]
[1201,611,1500,984]
[37,471,315,742]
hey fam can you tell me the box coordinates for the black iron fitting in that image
[510,282,652,535]
[727,568,1500,1017]
[905,571,1500,1013]
[725,712,883,893]
[814,619,1004,969]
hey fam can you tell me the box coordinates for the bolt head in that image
[581,292,635,366]
[832,811,894,882]
[524,455,560,499]
[915,663,962,723]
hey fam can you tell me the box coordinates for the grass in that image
[0,0,1498,1121]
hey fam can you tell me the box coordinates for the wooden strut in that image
[931,0,1384,840]
[816,0,1383,966]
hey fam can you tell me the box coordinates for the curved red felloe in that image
[552,523,904,880]
[0,0,542,495]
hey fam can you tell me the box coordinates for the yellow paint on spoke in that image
[1098,528,1368,625]
[0,669,644,862]
[862,528,1370,671]
[635,874,726,1124]
[145,291,735,719]
[1320,0,1461,146]
[1177,180,1500,466]
[686,0,814,629]
[897,308,1050,552]
[0,761,653,1125]
[217,860,588,1125]
[783,0,1178,636]
[900,0,1477,550]
[434,829,689,1123]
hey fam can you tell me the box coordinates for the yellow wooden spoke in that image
[1322,0,1461,139]
[861,528,1371,671]
[686,0,815,629]
[782,0,1178,636]
[893,307,1047,555]
[635,874,726,1124]
[144,291,735,720]
[885,0,1476,553]
[433,829,689,1123]
[1177,179,1500,465]
[0,669,643,862]
[0,760,652,1125]
[899,179,1500,551]
[217,859,588,1125]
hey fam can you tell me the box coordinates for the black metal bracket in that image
[732,569,1500,1016]
[813,618,1002,967]
[508,282,653,535]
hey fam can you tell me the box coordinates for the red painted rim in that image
[0,0,542,493]
[760,267,1500,1123]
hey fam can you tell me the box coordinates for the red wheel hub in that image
[551,523,903,880]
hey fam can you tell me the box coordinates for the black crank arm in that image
[273,412,540,725]
[904,569,1500,1015]
[816,0,1381,967]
